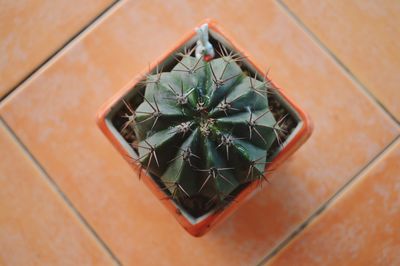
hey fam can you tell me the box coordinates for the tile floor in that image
[0,1,399,265]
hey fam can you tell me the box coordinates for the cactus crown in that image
[122,46,288,217]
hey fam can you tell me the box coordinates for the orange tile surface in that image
[282,0,400,120]
[0,0,399,265]
[0,120,115,265]
[1,1,399,265]
[0,0,114,98]
[266,138,400,266]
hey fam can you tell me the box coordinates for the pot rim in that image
[96,19,313,236]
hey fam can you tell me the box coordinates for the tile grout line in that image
[0,116,122,266]
[275,0,400,126]
[0,0,123,103]
[257,134,400,266]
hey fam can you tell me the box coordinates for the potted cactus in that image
[97,21,312,236]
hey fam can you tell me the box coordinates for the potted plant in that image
[96,20,312,237]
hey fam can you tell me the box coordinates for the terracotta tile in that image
[0,0,114,98]
[266,138,400,266]
[0,120,115,265]
[282,0,400,120]
[0,0,399,265]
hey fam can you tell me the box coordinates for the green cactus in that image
[125,48,286,216]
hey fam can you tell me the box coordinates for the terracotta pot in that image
[96,19,313,237]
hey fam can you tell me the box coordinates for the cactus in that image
[124,47,286,216]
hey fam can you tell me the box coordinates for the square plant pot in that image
[96,20,313,237]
